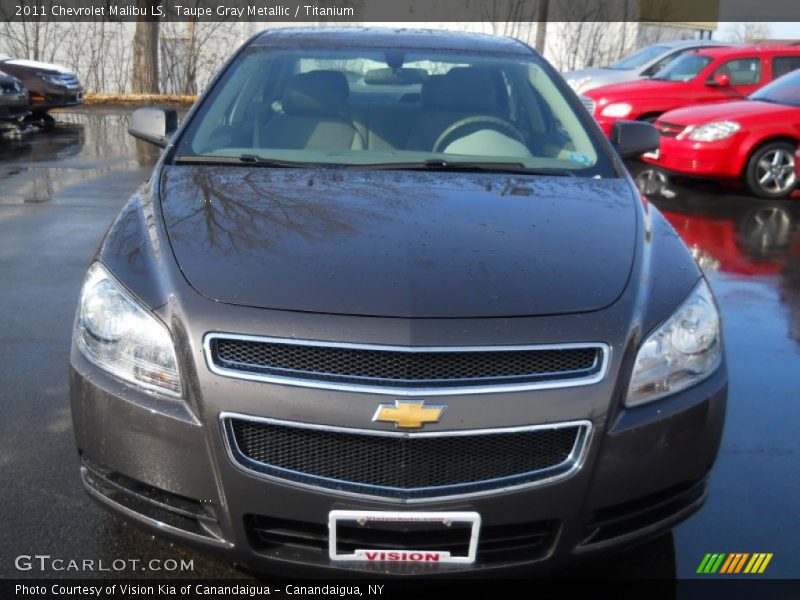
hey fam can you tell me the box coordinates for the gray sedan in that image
[70,27,725,575]
[564,39,736,93]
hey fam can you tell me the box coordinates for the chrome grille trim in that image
[203,333,610,396]
[220,412,593,503]
[580,95,595,114]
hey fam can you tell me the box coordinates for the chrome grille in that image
[205,334,607,395]
[580,95,595,114]
[222,414,591,501]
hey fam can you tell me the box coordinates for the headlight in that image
[627,279,721,407]
[687,121,740,142]
[601,102,633,118]
[75,263,182,397]
[568,76,592,92]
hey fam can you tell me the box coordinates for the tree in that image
[726,22,772,44]
[534,0,549,53]
[131,1,160,94]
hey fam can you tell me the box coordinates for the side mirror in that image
[610,120,660,159]
[707,73,730,88]
[128,108,178,148]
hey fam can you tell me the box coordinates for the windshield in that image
[750,68,800,107]
[609,45,669,70]
[651,53,712,82]
[174,45,613,177]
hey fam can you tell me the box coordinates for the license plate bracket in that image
[328,510,481,564]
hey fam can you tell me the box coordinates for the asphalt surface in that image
[0,108,798,580]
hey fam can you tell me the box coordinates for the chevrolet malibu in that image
[70,28,726,574]
[644,68,800,199]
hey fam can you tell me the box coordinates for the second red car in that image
[643,68,800,199]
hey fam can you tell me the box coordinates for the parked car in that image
[70,28,725,575]
[564,39,736,94]
[643,68,800,198]
[0,70,29,127]
[583,46,800,136]
[0,58,82,120]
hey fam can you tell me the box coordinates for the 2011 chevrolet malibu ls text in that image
[70,28,727,574]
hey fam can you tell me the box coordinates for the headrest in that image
[282,70,349,116]
[422,67,497,111]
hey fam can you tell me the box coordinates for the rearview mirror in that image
[610,120,660,159]
[128,108,178,148]
[707,73,730,88]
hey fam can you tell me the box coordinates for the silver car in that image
[564,39,736,94]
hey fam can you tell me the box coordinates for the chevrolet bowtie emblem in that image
[372,400,446,429]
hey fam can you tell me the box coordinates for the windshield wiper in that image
[173,154,328,168]
[173,156,578,177]
[359,159,576,177]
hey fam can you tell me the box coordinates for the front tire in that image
[745,141,797,199]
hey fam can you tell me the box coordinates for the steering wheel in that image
[433,116,526,154]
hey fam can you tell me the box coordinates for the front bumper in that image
[642,135,744,180]
[70,342,727,574]
[29,86,83,110]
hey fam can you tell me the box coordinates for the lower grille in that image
[580,479,707,546]
[81,457,222,541]
[223,415,590,501]
[246,514,558,566]
[205,334,607,394]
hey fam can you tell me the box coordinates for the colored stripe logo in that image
[697,553,773,574]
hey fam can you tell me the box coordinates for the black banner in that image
[1,0,800,23]
[4,578,800,600]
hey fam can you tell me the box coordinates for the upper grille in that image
[580,95,596,114]
[206,334,605,394]
[223,415,590,500]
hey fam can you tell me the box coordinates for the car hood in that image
[585,79,684,100]
[563,68,636,90]
[1,58,73,75]
[564,67,614,80]
[659,99,799,126]
[159,166,638,318]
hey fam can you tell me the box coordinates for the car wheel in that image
[745,141,797,199]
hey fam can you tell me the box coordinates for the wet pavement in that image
[0,108,798,580]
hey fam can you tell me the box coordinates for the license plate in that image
[328,510,481,564]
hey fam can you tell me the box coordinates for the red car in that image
[643,69,800,199]
[583,46,800,137]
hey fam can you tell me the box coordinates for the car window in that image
[642,51,680,77]
[750,68,800,107]
[712,58,762,86]
[174,46,614,177]
[651,53,713,82]
[609,45,669,70]
[772,56,800,79]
